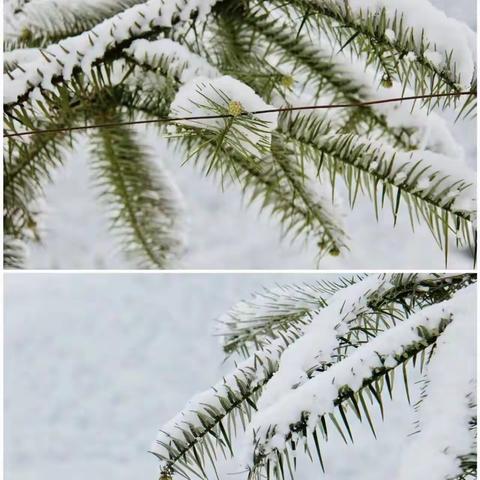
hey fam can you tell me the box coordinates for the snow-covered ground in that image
[5,273,450,480]
[12,0,476,270]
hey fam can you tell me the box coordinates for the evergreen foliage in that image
[90,111,184,268]
[3,0,477,267]
[5,0,147,49]
[152,273,476,480]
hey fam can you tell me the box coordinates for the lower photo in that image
[4,272,477,480]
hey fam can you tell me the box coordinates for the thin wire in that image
[3,91,474,138]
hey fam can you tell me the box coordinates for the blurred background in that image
[6,273,430,480]
[11,0,476,270]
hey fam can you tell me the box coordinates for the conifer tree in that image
[4,0,477,268]
[151,273,476,480]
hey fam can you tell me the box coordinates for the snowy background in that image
[11,0,476,270]
[5,273,447,480]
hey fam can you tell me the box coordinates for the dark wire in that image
[3,91,474,138]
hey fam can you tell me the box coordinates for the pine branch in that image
[4,0,209,109]
[90,111,184,268]
[217,276,363,357]
[151,327,302,479]
[4,121,73,202]
[4,64,144,264]
[5,61,185,268]
[3,0,477,266]
[206,6,291,104]
[279,112,476,258]
[153,274,475,479]
[125,37,219,84]
[247,284,475,478]
[253,273,473,413]
[119,74,178,123]
[4,99,80,250]
[271,135,348,255]
[4,0,148,49]
[177,126,347,257]
[3,235,26,269]
[396,301,476,480]
[270,273,475,398]
[239,4,416,149]
[280,0,477,114]
[248,340,435,479]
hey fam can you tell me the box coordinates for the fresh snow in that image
[126,39,218,83]
[4,48,43,70]
[319,0,476,87]
[396,295,476,480]
[171,75,279,157]
[4,0,146,40]
[4,0,218,104]
[245,283,476,470]
[257,275,392,409]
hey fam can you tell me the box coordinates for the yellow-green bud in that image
[228,100,244,116]
[281,75,294,89]
[329,246,341,257]
[381,74,393,88]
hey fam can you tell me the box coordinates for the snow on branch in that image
[256,274,394,410]
[396,297,476,480]
[283,115,476,228]
[170,76,279,158]
[4,0,217,106]
[151,273,473,478]
[306,0,476,88]
[332,57,467,159]
[364,141,476,215]
[4,48,44,73]
[4,0,147,47]
[150,325,302,467]
[253,273,468,412]
[246,2,468,156]
[126,38,219,83]
[217,276,364,356]
[244,283,476,469]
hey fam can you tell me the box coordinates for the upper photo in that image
[3,0,477,270]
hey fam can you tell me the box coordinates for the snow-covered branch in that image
[152,274,475,479]
[4,0,217,106]
[246,283,476,473]
[300,0,476,89]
